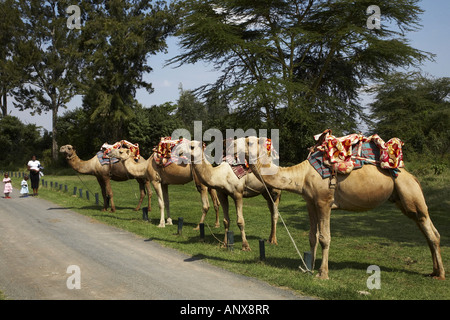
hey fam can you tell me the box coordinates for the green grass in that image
[8,169,450,300]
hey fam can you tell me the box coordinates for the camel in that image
[243,136,445,280]
[107,147,221,229]
[188,139,282,251]
[59,145,152,213]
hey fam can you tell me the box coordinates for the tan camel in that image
[244,136,445,280]
[188,139,282,251]
[107,147,221,229]
[59,145,152,213]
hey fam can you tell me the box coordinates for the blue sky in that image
[9,0,450,131]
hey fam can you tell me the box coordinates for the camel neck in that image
[251,160,307,195]
[67,154,95,174]
[191,155,221,189]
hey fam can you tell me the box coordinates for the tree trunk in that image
[1,90,7,117]
[52,99,58,162]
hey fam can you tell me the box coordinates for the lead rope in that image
[252,159,313,275]
[75,173,105,207]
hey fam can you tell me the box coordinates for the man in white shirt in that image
[27,155,41,196]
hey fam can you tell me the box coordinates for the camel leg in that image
[96,177,109,212]
[144,180,152,212]
[315,204,332,280]
[194,184,211,230]
[161,184,173,226]
[134,179,146,211]
[151,180,166,227]
[217,192,230,248]
[234,194,251,251]
[209,188,221,228]
[393,175,445,279]
[306,202,319,273]
[262,191,280,245]
[104,179,116,212]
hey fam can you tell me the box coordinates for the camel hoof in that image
[158,223,165,228]
[193,225,200,231]
[166,218,173,225]
[242,246,251,252]
[315,273,329,280]
[214,223,220,228]
[428,272,445,280]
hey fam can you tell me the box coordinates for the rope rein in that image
[75,173,104,206]
[252,155,313,274]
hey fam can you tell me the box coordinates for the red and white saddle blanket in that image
[310,129,404,175]
[101,140,140,161]
[153,137,189,167]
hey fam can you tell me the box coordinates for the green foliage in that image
[176,85,208,133]
[128,102,184,157]
[10,0,83,161]
[78,0,178,142]
[369,72,450,158]
[0,115,50,169]
[171,0,431,163]
[56,107,101,160]
[0,0,26,117]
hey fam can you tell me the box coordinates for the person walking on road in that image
[27,155,41,196]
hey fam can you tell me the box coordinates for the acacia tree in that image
[171,0,431,161]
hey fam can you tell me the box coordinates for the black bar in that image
[177,217,184,235]
[227,231,234,251]
[142,207,149,221]
[199,223,205,241]
[259,239,266,261]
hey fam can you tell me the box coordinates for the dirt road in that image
[0,188,308,300]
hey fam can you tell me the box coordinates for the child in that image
[20,174,29,197]
[3,172,12,199]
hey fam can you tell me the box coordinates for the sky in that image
[8,0,450,132]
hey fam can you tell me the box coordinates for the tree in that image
[0,115,49,168]
[12,0,83,162]
[128,102,183,157]
[77,0,178,143]
[0,0,26,117]
[369,72,450,159]
[56,107,98,160]
[176,84,208,133]
[171,0,431,162]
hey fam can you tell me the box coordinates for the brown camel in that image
[244,136,445,280]
[189,139,282,251]
[59,145,152,213]
[107,147,221,228]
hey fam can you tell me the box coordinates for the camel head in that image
[107,148,132,160]
[244,136,279,175]
[59,145,76,159]
[244,136,267,163]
